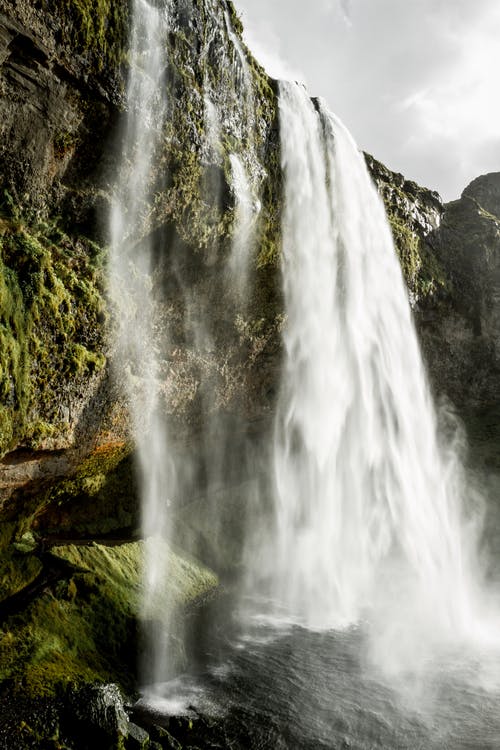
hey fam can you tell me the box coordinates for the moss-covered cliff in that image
[0,0,280,721]
[365,153,447,305]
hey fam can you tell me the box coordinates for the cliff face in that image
[367,156,500,414]
[365,153,446,305]
[0,0,499,722]
[419,175,500,411]
[0,0,280,705]
[0,0,127,484]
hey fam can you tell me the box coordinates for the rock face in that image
[0,0,127,475]
[417,174,500,410]
[365,153,446,305]
[367,157,500,413]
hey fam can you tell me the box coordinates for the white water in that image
[259,81,495,662]
[228,153,258,295]
[109,0,263,692]
[223,9,255,125]
[109,0,175,688]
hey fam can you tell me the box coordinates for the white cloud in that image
[235,0,500,198]
[339,0,352,25]
[239,12,307,83]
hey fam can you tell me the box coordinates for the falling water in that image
[223,9,255,121]
[110,6,500,736]
[263,81,486,655]
[228,153,259,295]
[109,0,264,693]
[109,0,175,688]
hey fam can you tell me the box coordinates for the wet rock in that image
[150,724,182,749]
[366,152,446,305]
[67,683,129,740]
[126,721,150,748]
[367,157,500,412]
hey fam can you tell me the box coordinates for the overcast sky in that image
[235,0,500,201]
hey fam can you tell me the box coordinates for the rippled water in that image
[136,602,500,749]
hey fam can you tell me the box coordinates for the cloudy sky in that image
[236,0,500,201]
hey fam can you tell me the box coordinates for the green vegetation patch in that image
[0,542,218,697]
[46,0,129,72]
[0,210,106,456]
[33,443,137,538]
[0,545,43,603]
[388,214,447,301]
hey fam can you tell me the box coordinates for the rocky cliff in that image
[0,0,281,721]
[0,0,499,743]
[367,154,500,415]
[419,174,500,411]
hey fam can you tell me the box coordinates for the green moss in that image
[0,216,106,456]
[388,213,446,301]
[67,343,106,376]
[226,1,244,36]
[48,0,129,72]
[53,130,79,159]
[23,420,62,450]
[0,553,43,603]
[0,542,217,697]
[24,443,137,541]
[389,215,421,283]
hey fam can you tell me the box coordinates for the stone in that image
[12,531,37,554]
[126,721,150,749]
[67,683,129,739]
[151,724,183,749]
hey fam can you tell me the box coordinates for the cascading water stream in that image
[109,0,175,690]
[255,81,489,656]
[109,0,263,695]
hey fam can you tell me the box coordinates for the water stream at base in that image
[136,623,500,750]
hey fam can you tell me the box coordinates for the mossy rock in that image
[0,541,218,698]
[0,212,107,457]
[0,553,42,603]
[388,213,447,302]
[47,0,129,73]
[33,443,137,538]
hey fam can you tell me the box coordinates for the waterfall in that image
[228,153,259,296]
[109,0,175,689]
[109,0,494,698]
[109,0,263,693]
[262,81,484,651]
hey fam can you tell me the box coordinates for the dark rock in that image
[150,724,182,749]
[126,721,150,749]
[66,683,129,741]
[0,692,63,750]
[463,171,500,219]
[366,153,446,305]
[367,158,500,412]
[417,175,500,409]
